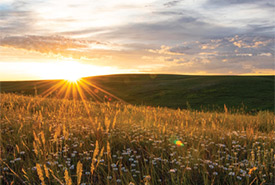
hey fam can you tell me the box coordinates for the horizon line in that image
[0,73,274,82]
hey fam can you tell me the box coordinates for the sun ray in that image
[64,81,73,99]
[72,82,78,100]
[41,80,66,98]
[56,80,70,98]
[81,79,126,103]
[37,75,127,128]
[75,81,89,113]
[77,80,102,103]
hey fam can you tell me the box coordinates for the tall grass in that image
[0,93,274,184]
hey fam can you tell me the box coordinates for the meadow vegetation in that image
[1,75,274,113]
[0,93,274,184]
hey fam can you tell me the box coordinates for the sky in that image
[0,0,274,81]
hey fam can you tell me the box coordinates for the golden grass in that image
[0,93,274,184]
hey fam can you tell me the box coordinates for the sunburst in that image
[34,76,125,124]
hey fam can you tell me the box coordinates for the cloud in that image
[205,0,275,7]
[163,0,181,7]
[98,15,238,45]
[148,45,185,55]
[143,35,274,74]
[0,9,36,35]
[0,35,119,60]
[0,1,40,36]
[0,0,274,75]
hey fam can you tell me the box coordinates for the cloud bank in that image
[0,0,274,76]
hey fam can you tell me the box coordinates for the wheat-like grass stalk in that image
[93,140,99,159]
[40,131,46,146]
[43,164,49,179]
[36,163,45,185]
[33,141,38,156]
[91,140,99,176]
[107,141,111,159]
[76,161,83,185]
[64,169,72,185]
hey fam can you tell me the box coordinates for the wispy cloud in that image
[0,35,123,60]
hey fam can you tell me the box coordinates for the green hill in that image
[1,74,274,112]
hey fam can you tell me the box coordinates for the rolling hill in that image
[1,74,274,112]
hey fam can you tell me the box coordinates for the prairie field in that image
[0,93,274,185]
[1,75,274,113]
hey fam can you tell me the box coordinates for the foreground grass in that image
[0,93,274,185]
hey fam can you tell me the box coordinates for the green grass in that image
[1,74,274,112]
[0,93,274,185]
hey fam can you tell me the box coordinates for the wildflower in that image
[213,172,218,175]
[116,179,122,183]
[229,172,235,176]
[69,165,75,170]
[14,158,21,162]
[169,169,176,173]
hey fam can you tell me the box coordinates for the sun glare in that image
[20,60,121,81]
[66,76,80,82]
[31,60,115,81]
[60,61,84,82]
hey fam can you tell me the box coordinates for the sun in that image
[34,60,118,81]
[66,75,80,82]
[59,61,84,82]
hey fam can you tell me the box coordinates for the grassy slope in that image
[1,74,274,112]
[1,93,274,185]
[88,74,275,112]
